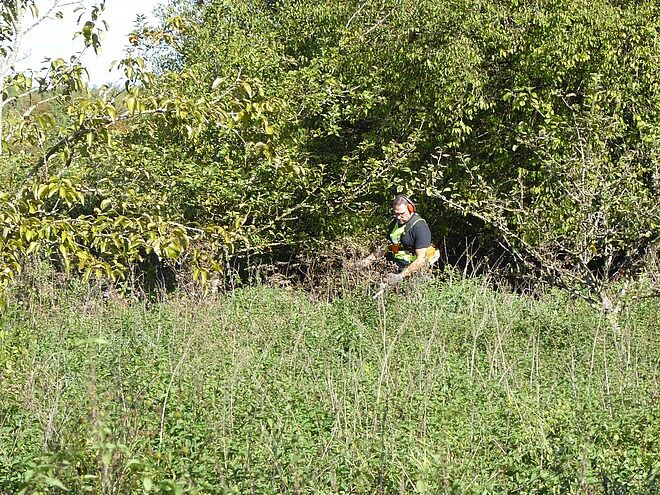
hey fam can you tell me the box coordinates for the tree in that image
[0,1,249,296]
[427,0,660,319]
[0,0,108,155]
[1,0,657,305]
[151,0,658,312]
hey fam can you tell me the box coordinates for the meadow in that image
[1,271,658,494]
[2,1,659,493]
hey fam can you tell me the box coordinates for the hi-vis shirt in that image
[387,213,432,264]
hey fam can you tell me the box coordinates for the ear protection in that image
[394,195,416,214]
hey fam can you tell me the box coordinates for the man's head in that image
[392,195,415,223]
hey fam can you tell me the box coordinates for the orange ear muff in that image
[401,195,416,213]
[393,194,416,214]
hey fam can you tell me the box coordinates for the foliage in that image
[1,0,106,155]
[1,275,658,493]
[0,175,205,293]
[428,0,660,313]
[0,0,658,301]
[130,0,658,304]
[0,1,274,292]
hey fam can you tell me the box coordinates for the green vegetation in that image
[1,2,659,492]
[1,0,658,307]
[1,271,658,493]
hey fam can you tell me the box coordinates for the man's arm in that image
[401,247,428,278]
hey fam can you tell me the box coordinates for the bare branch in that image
[345,2,367,30]
[360,9,394,41]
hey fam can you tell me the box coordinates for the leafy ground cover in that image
[1,274,658,494]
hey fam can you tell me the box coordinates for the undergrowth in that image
[0,270,658,494]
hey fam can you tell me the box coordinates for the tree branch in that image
[26,106,171,179]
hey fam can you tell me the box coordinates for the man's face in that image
[392,204,412,223]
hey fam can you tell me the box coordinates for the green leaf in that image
[126,96,137,114]
[241,82,253,98]
[107,105,117,121]
[43,476,68,490]
[36,184,48,200]
[26,241,39,254]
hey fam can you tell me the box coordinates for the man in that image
[360,195,435,284]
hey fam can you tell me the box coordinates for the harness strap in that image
[388,215,428,263]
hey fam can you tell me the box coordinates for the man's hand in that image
[386,272,404,285]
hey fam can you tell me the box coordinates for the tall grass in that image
[1,271,658,494]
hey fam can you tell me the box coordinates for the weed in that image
[1,274,658,493]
